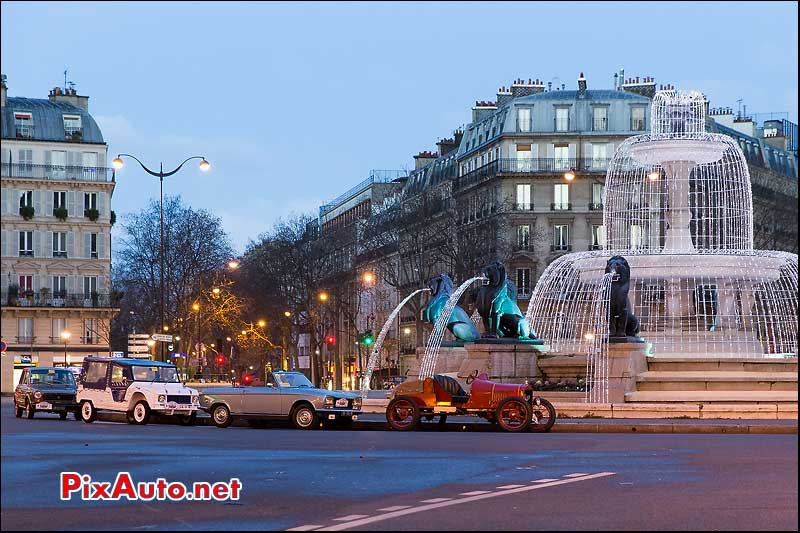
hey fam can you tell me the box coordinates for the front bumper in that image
[319,409,361,421]
[153,403,198,415]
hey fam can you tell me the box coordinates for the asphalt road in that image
[1,398,796,531]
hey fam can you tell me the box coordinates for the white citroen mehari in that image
[77,356,199,425]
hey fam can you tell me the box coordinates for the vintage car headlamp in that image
[158,394,167,403]
[34,391,43,400]
[352,397,362,410]
[192,395,199,404]
[323,396,335,408]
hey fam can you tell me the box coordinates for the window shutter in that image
[98,192,106,218]
[67,191,76,217]
[45,151,51,166]
[67,231,74,258]
[84,233,91,258]
[8,188,17,215]
[0,188,5,215]
[607,143,614,159]
[45,191,53,216]
[546,144,555,159]
[33,190,42,215]
[0,230,7,257]
[33,231,42,257]
[530,144,539,159]
[98,232,107,259]
[47,231,54,256]
[568,143,577,160]
[32,273,39,292]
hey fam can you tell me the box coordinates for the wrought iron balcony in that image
[1,163,115,183]
[15,124,35,139]
[550,202,572,211]
[2,292,115,308]
[455,158,611,191]
[513,203,534,211]
[517,289,532,300]
[589,202,604,210]
[589,243,604,250]
[592,117,608,131]
[631,118,646,131]
[550,244,572,252]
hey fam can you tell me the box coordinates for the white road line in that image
[314,472,616,531]
[563,473,589,478]
[459,490,491,496]
[332,515,370,522]
[286,526,323,531]
[376,505,411,512]
[532,478,559,483]
[496,484,525,489]
[420,497,452,503]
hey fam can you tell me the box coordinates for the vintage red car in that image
[386,372,556,432]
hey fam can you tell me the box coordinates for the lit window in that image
[516,184,531,210]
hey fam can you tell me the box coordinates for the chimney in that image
[472,100,498,122]
[453,129,464,147]
[496,86,512,106]
[436,136,459,156]
[577,72,588,97]
[620,75,657,98]
[510,78,545,99]
[413,150,437,171]
[0,74,6,107]
[49,84,89,111]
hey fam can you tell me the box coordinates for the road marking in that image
[563,473,589,478]
[286,526,323,531]
[420,497,452,503]
[532,478,559,483]
[459,490,491,496]
[314,472,615,531]
[332,515,369,522]
[376,505,411,512]
[496,484,525,489]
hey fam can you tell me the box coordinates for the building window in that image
[83,276,98,298]
[14,112,33,139]
[631,106,646,131]
[53,232,68,257]
[516,184,531,210]
[591,225,606,249]
[53,191,67,211]
[555,107,569,131]
[553,224,570,251]
[19,190,33,209]
[63,114,82,139]
[553,183,570,210]
[18,149,33,176]
[19,275,33,294]
[84,318,98,344]
[83,152,98,180]
[84,192,97,212]
[592,107,608,131]
[18,318,34,343]
[515,144,532,172]
[591,143,607,169]
[517,107,531,132]
[591,183,604,210]
[631,225,643,249]
[52,276,67,298]
[554,144,569,170]
[517,225,531,250]
[48,150,67,179]
[90,233,98,258]
[516,268,531,297]
[52,318,67,342]
[19,231,33,256]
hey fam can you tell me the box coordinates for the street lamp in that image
[563,168,576,181]
[257,319,266,328]
[318,291,329,302]
[113,153,210,362]
[227,260,240,270]
[362,271,375,285]
[284,311,291,317]
[60,331,71,365]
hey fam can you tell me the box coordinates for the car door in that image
[81,361,109,408]
[243,372,282,416]
[109,363,131,404]
[15,369,29,407]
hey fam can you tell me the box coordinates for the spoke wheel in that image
[495,397,531,432]
[529,398,557,433]
[386,396,420,431]
[25,401,35,419]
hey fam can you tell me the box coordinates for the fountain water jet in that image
[360,288,430,397]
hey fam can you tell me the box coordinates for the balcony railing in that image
[455,158,611,191]
[592,117,608,131]
[631,118,646,131]
[516,119,532,132]
[517,289,532,300]
[515,243,531,251]
[551,202,572,211]
[589,202,604,210]
[589,244,604,250]
[1,163,115,183]
[15,124,35,139]
[551,244,572,252]
[513,203,533,211]
[555,117,570,131]
[2,292,115,308]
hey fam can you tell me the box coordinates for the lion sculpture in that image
[475,261,532,339]
[606,255,641,338]
[423,274,480,342]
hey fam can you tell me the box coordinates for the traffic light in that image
[216,354,225,365]
[242,374,252,384]
[362,330,374,346]
[326,335,336,346]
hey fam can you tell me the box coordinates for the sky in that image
[2,1,797,252]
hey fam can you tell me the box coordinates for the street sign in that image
[0,340,7,353]
[151,334,173,342]
[111,351,124,358]
[168,344,174,351]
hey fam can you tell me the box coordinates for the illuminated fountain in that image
[526,90,798,401]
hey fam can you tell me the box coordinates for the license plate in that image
[335,398,348,408]
[339,411,353,417]
[37,402,52,410]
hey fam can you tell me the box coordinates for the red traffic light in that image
[326,335,336,345]
[243,374,251,383]
[216,354,225,365]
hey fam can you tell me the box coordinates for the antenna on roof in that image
[736,98,743,118]
[64,69,68,91]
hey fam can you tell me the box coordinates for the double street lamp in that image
[112,154,210,362]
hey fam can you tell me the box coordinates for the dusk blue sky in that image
[2,1,797,252]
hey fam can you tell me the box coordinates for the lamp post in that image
[112,154,210,362]
[60,331,71,366]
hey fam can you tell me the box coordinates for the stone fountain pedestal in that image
[606,341,650,403]
[458,340,546,383]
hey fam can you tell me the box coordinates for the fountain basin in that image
[629,138,727,166]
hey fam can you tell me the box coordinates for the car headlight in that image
[158,395,166,403]
[192,395,199,404]
[323,396,335,408]
[352,397,362,410]
[34,391,43,399]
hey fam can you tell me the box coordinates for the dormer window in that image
[63,115,82,140]
[14,112,33,139]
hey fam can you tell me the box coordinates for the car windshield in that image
[274,373,313,388]
[130,365,179,383]
[29,369,75,387]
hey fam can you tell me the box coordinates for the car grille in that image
[167,395,191,404]
[42,393,75,402]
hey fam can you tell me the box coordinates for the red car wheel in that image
[386,396,420,431]
[496,397,531,432]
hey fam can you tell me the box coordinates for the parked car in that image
[386,372,556,432]
[200,371,362,429]
[14,367,79,420]
[76,357,200,425]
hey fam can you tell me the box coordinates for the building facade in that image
[0,76,117,392]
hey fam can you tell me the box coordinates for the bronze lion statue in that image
[606,255,640,338]
[475,261,532,339]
